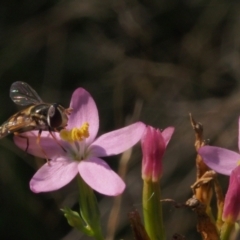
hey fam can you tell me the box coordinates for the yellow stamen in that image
[60,122,90,142]
[237,160,240,166]
[79,122,90,138]
[71,128,80,141]
[60,129,72,142]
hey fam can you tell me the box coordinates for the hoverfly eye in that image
[48,105,55,117]
[47,104,62,128]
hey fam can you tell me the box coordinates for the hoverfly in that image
[0,81,72,157]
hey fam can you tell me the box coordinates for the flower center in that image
[59,123,90,161]
[60,122,90,143]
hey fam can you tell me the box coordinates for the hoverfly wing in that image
[10,81,43,106]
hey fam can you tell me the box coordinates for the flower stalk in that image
[220,221,235,240]
[77,176,104,240]
[62,175,104,239]
[143,180,165,240]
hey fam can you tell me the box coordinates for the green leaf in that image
[61,207,94,236]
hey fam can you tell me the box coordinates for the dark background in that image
[0,0,239,239]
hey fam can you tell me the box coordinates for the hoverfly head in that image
[47,103,62,129]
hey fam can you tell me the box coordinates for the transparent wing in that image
[10,81,43,106]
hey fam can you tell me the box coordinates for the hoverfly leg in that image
[36,129,50,164]
[49,128,66,153]
[14,132,29,152]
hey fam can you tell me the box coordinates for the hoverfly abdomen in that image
[0,124,9,139]
[0,109,35,138]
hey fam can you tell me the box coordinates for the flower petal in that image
[30,157,79,193]
[223,165,240,221]
[90,122,146,157]
[78,157,125,196]
[68,88,99,145]
[161,127,174,146]
[14,131,65,159]
[198,146,240,175]
[238,117,240,152]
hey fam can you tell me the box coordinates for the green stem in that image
[143,180,165,240]
[220,221,235,240]
[77,176,104,240]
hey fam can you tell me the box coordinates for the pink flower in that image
[198,117,240,176]
[14,88,146,196]
[198,117,240,222]
[141,126,174,182]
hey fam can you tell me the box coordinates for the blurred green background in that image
[0,0,240,239]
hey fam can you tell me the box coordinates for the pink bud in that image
[141,126,174,182]
[223,165,240,222]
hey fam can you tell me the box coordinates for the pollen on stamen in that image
[60,129,72,142]
[60,123,90,142]
[79,122,89,138]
